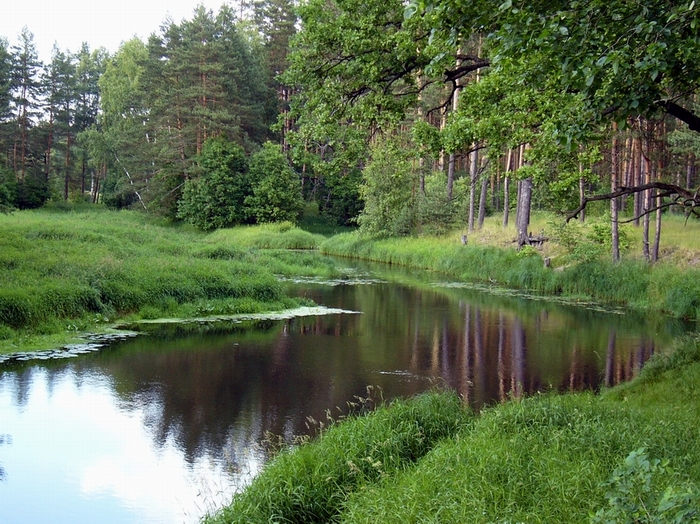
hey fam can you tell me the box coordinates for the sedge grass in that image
[0,208,336,353]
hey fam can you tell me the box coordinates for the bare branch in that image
[566,182,700,222]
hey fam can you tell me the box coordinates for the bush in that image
[178,136,251,230]
[245,142,304,224]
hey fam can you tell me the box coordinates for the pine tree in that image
[11,28,46,207]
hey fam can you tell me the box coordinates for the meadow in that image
[0,206,333,353]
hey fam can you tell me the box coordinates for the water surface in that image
[0,260,694,523]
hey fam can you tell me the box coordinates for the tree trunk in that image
[642,151,651,261]
[516,176,533,248]
[611,122,620,262]
[447,153,455,201]
[477,170,488,228]
[446,75,459,201]
[468,147,478,232]
[634,138,643,226]
[652,158,662,262]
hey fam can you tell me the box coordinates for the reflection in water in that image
[0,266,694,523]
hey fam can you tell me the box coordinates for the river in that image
[0,259,694,523]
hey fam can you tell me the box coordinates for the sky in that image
[1,0,238,63]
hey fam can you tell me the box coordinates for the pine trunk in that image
[468,147,478,232]
[611,123,620,262]
[516,176,532,248]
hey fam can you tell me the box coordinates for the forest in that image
[0,0,698,264]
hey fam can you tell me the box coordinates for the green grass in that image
[205,391,471,524]
[206,336,700,523]
[319,217,700,320]
[0,207,336,353]
[205,221,325,249]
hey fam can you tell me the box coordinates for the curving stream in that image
[0,259,695,523]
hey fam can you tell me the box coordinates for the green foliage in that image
[0,167,15,213]
[357,136,420,237]
[206,392,471,524]
[415,172,460,236]
[245,142,304,223]
[589,214,632,254]
[178,137,251,230]
[317,168,363,227]
[408,0,700,136]
[592,449,700,524]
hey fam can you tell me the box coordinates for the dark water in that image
[0,261,695,523]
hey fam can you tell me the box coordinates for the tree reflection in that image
[0,276,688,471]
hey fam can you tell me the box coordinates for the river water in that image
[0,260,694,523]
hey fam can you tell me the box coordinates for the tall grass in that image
[205,392,471,524]
[320,229,700,320]
[207,337,700,523]
[0,208,334,350]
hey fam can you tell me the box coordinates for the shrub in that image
[245,142,304,224]
[178,136,251,230]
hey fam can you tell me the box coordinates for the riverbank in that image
[0,207,336,354]
[205,335,700,523]
[319,216,700,320]
[4,207,699,353]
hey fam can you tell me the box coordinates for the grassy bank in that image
[0,207,333,353]
[206,336,700,523]
[319,215,700,320]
